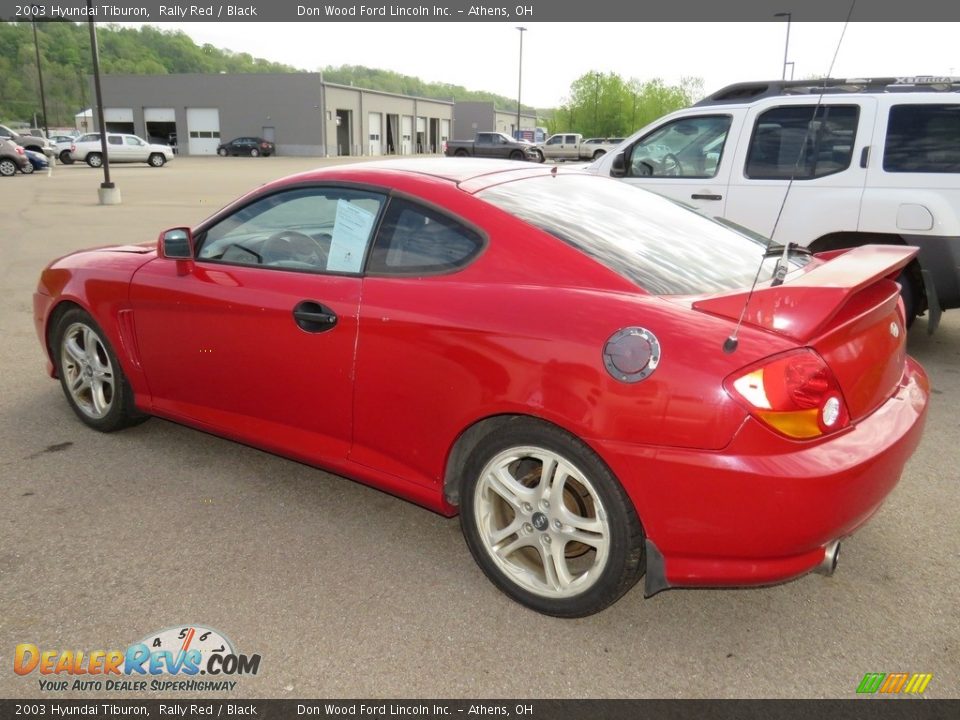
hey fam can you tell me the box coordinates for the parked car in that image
[23,149,49,173]
[33,159,928,617]
[443,132,539,161]
[70,133,174,168]
[48,134,79,164]
[590,76,960,329]
[0,138,30,176]
[532,133,622,163]
[217,136,275,157]
[0,124,55,159]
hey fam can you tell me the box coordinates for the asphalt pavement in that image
[0,157,957,699]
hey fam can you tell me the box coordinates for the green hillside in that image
[0,22,537,127]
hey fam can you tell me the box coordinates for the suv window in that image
[197,187,385,273]
[746,105,858,180]
[626,115,732,179]
[884,104,960,173]
[367,198,483,274]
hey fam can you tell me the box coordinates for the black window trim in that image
[743,103,860,181]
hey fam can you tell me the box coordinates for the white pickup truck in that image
[531,134,624,163]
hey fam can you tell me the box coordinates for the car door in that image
[561,134,580,160]
[618,113,739,215]
[129,185,387,463]
[106,135,126,161]
[723,99,875,246]
[124,136,149,161]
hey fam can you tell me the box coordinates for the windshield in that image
[478,174,806,295]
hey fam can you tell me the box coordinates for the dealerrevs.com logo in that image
[14,625,261,692]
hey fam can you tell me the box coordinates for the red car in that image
[33,159,929,617]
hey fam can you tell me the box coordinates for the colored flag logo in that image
[857,673,933,695]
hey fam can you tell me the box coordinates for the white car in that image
[589,76,960,328]
[70,133,174,168]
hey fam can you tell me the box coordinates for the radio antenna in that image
[723,1,857,354]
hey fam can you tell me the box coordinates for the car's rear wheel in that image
[52,308,146,432]
[0,159,17,176]
[454,149,469,157]
[250,148,260,157]
[59,150,74,164]
[86,153,103,168]
[459,419,645,617]
[217,147,228,157]
[148,153,166,167]
[509,150,524,161]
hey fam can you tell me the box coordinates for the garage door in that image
[144,108,176,146]
[368,112,382,156]
[104,108,134,134]
[186,108,221,156]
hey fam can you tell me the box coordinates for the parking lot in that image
[0,157,957,699]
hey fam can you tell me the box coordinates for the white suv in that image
[70,133,174,168]
[590,77,960,328]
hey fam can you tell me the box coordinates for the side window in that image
[565,135,577,144]
[367,198,483,275]
[626,115,732,178]
[546,135,563,145]
[196,187,385,274]
[125,137,140,146]
[884,104,960,173]
[746,105,858,180]
[108,136,122,146]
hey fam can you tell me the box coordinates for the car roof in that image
[280,158,570,193]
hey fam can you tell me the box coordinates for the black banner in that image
[1,700,959,720]
[4,0,960,22]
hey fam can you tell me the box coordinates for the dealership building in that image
[93,73,457,157]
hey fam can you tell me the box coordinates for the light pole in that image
[775,12,792,81]
[87,0,120,204]
[515,26,527,140]
[31,19,50,138]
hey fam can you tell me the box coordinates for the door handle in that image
[691,193,723,201]
[293,300,338,333]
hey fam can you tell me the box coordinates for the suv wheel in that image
[86,153,103,168]
[148,153,166,167]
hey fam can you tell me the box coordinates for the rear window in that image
[478,174,802,295]
[884,104,960,173]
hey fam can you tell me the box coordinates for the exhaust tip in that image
[815,540,841,576]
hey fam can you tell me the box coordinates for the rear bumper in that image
[593,357,929,590]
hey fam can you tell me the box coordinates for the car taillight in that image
[725,349,849,440]
[261,142,269,148]
[15,146,24,155]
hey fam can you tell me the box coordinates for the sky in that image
[133,22,960,108]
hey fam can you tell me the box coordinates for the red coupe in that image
[33,159,929,617]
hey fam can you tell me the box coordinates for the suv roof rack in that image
[695,77,960,106]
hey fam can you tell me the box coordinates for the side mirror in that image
[611,152,626,178]
[159,227,193,259]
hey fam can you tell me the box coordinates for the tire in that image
[250,148,260,157]
[459,418,645,617]
[532,149,544,163]
[898,267,920,328]
[51,308,147,433]
[454,149,469,157]
[217,147,228,157]
[86,153,102,168]
[59,150,75,165]
[592,150,606,160]
[148,153,166,167]
[0,158,17,176]
[509,150,524,161]
[22,161,34,174]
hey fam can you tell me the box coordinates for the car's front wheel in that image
[148,153,166,167]
[532,149,544,163]
[21,160,34,174]
[459,419,645,617]
[52,308,146,432]
[86,153,103,168]
[250,148,260,157]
